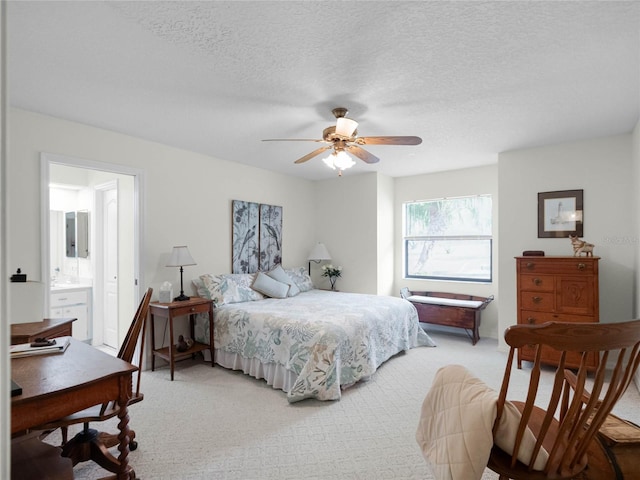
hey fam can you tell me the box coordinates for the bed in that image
[193,267,435,403]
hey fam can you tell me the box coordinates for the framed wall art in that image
[232,200,282,273]
[232,200,260,273]
[538,189,583,238]
[259,203,282,271]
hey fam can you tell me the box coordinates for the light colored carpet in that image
[46,329,640,479]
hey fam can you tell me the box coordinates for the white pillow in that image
[284,266,314,292]
[266,265,300,297]
[251,271,290,299]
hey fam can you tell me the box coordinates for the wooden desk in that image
[11,337,138,479]
[10,318,76,345]
[150,297,214,380]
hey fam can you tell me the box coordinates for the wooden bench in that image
[596,413,640,479]
[400,288,494,345]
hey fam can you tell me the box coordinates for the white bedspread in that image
[195,289,435,402]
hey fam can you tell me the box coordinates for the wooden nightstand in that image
[149,297,214,380]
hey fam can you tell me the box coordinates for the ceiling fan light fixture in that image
[323,150,355,173]
[335,117,358,137]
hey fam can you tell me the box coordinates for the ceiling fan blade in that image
[346,145,380,164]
[294,145,333,164]
[262,138,326,142]
[356,136,422,146]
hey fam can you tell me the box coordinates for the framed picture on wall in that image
[538,189,583,238]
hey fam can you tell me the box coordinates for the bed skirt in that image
[203,349,298,393]
[204,349,367,395]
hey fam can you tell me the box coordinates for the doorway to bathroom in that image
[41,153,144,350]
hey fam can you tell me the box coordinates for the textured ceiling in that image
[7,1,640,180]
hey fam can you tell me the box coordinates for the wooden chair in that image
[488,320,640,480]
[37,287,153,471]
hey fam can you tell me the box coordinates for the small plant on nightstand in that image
[321,264,342,291]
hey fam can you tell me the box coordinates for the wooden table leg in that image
[209,308,215,366]
[168,312,175,381]
[114,374,135,479]
[150,313,156,371]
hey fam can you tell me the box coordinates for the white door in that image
[104,187,119,348]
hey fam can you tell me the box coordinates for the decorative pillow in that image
[266,265,300,297]
[192,277,210,299]
[251,271,290,299]
[200,273,265,306]
[284,266,314,292]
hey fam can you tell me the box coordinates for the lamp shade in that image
[335,117,358,137]
[166,246,196,267]
[307,242,332,261]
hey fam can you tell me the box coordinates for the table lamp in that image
[307,242,332,275]
[166,246,196,301]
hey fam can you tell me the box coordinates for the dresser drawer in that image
[519,274,554,292]
[517,258,596,275]
[519,310,596,325]
[519,344,599,370]
[163,301,211,318]
[51,290,87,306]
[519,291,555,312]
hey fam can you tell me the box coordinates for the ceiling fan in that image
[262,107,422,175]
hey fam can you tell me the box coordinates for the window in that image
[404,195,492,282]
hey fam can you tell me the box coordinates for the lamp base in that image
[173,293,190,302]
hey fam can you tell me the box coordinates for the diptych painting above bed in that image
[193,268,436,403]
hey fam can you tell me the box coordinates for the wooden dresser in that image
[515,256,600,370]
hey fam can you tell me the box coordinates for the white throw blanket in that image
[416,365,548,480]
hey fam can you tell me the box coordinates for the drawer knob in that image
[526,262,535,270]
[532,296,542,304]
[577,263,586,270]
[190,307,195,312]
[527,317,535,324]
[533,278,542,286]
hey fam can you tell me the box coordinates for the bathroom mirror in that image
[65,211,76,257]
[76,211,89,258]
[65,211,89,258]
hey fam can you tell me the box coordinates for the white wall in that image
[377,174,395,296]
[394,165,500,338]
[312,173,379,293]
[631,120,640,390]
[7,108,317,314]
[0,5,9,477]
[498,134,634,348]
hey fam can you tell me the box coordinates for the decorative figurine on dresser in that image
[569,235,595,257]
[515,255,600,370]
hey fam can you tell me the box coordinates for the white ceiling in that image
[7,1,640,181]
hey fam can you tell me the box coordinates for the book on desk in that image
[11,379,22,397]
[10,336,70,358]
